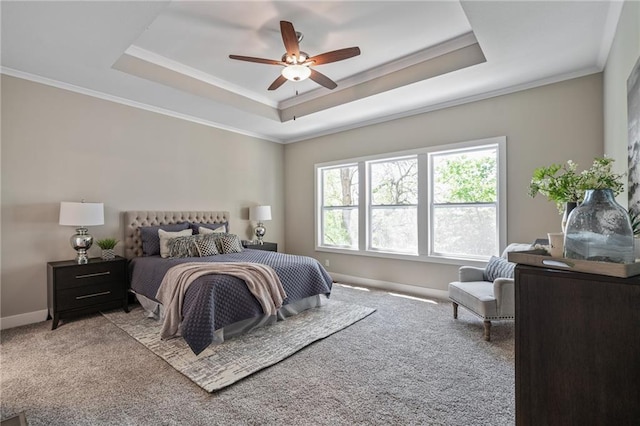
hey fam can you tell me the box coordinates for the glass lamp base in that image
[255,223,266,245]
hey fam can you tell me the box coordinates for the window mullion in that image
[418,153,429,256]
[359,161,367,251]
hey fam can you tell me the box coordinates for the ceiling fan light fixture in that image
[281,64,311,82]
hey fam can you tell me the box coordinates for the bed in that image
[124,211,333,354]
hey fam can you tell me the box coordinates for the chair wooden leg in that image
[483,320,491,341]
[452,302,458,319]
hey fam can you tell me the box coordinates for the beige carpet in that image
[102,300,375,392]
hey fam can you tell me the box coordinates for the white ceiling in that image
[0,1,623,143]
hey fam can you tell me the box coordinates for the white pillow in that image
[198,225,226,235]
[158,228,193,258]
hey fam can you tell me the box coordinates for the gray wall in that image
[1,75,284,323]
[283,74,604,294]
[6,11,635,322]
[604,0,640,186]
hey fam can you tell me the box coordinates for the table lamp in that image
[249,205,271,245]
[59,201,104,264]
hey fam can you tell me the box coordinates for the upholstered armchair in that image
[448,243,531,341]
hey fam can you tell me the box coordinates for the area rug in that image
[103,300,375,392]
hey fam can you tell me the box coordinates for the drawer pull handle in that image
[75,271,111,279]
[76,291,111,300]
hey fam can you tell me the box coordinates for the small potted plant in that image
[96,238,119,260]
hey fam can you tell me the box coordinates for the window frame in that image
[317,163,360,250]
[367,155,419,255]
[314,136,506,264]
[428,144,503,261]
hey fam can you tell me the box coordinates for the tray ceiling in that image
[0,1,622,143]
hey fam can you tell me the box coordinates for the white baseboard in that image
[0,276,449,330]
[0,309,48,330]
[330,272,449,301]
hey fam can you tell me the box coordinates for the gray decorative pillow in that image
[194,234,219,257]
[167,235,200,258]
[218,234,244,254]
[483,256,516,281]
[140,222,189,256]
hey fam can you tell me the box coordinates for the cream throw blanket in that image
[156,262,287,339]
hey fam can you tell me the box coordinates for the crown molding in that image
[0,67,283,143]
[124,46,279,108]
[282,66,601,144]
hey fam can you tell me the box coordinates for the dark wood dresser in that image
[515,264,640,425]
[47,256,129,329]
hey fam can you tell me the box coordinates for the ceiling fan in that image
[229,21,361,91]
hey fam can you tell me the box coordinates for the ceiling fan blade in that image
[309,69,337,90]
[307,47,361,66]
[229,55,284,66]
[268,75,288,91]
[280,21,300,61]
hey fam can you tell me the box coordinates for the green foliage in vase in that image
[528,160,583,213]
[96,238,119,250]
[529,157,625,214]
[578,157,624,194]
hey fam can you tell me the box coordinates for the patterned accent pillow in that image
[194,234,220,257]
[218,234,244,254]
[140,222,189,256]
[483,256,516,281]
[158,229,193,258]
[167,235,200,258]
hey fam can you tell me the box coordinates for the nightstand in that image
[242,241,278,252]
[47,256,129,330]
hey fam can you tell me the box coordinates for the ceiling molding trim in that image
[0,67,283,143]
[113,53,280,121]
[282,66,601,144]
[125,45,279,108]
[279,42,486,122]
[279,32,479,109]
[596,0,625,69]
[0,63,601,147]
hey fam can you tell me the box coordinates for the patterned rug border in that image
[103,300,375,392]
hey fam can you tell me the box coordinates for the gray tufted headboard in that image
[123,210,230,259]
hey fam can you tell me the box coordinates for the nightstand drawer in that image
[57,282,124,310]
[242,241,278,252]
[55,263,125,290]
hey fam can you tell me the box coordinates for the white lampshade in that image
[250,205,272,222]
[59,202,104,226]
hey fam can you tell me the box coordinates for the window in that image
[319,164,359,249]
[315,137,505,262]
[368,156,418,254]
[430,147,498,258]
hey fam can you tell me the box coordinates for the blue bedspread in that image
[128,249,333,354]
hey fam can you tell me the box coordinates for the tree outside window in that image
[369,157,418,253]
[321,165,358,248]
[316,137,504,261]
[431,147,498,257]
